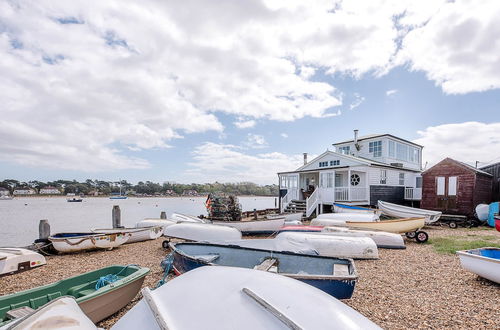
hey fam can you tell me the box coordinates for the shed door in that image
[436,176,457,211]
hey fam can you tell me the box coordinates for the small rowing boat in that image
[169,242,358,299]
[170,213,207,223]
[91,226,163,244]
[0,248,46,276]
[378,200,441,224]
[276,232,378,259]
[163,222,242,242]
[457,247,500,284]
[0,265,149,325]
[333,203,381,215]
[212,217,285,235]
[312,212,379,225]
[48,232,130,253]
[112,266,381,330]
[345,217,426,234]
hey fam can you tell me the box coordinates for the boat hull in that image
[495,216,500,232]
[457,248,500,284]
[378,200,441,224]
[49,233,130,253]
[333,203,381,216]
[0,248,46,276]
[92,226,163,244]
[164,222,242,242]
[315,213,379,222]
[170,242,357,299]
[136,219,177,235]
[346,218,426,234]
[321,227,406,249]
[212,218,285,235]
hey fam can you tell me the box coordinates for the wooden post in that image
[160,211,167,219]
[253,208,258,220]
[274,197,277,208]
[39,219,50,240]
[112,205,122,228]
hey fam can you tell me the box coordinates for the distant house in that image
[421,158,492,216]
[13,187,37,195]
[0,187,10,196]
[480,162,500,201]
[39,186,61,195]
[278,130,423,217]
[182,190,198,196]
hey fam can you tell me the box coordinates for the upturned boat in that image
[275,232,378,259]
[112,266,381,330]
[0,248,46,276]
[211,238,318,255]
[333,203,381,215]
[212,217,285,235]
[312,212,379,224]
[136,218,177,234]
[91,226,163,244]
[495,215,500,232]
[48,232,130,253]
[163,222,242,242]
[457,247,500,284]
[170,213,207,223]
[267,212,303,224]
[168,242,358,299]
[0,265,149,325]
[0,297,98,330]
[378,200,441,224]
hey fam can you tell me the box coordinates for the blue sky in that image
[0,1,499,184]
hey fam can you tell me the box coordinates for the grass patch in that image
[429,237,500,254]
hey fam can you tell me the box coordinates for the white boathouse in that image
[278,131,423,217]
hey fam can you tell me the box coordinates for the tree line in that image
[0,179,279,196]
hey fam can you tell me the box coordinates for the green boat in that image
[0,265,149,326]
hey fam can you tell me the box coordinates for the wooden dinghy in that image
[212,217,285,235]
[345,218,429,243]
[48,232,130,253]
[457,247,500,284]
[91,226,163,244]
[1,296,98,330]
[0,248,46,277]
[275,232,379,259]
[168,242,358,299]
[163,222,242,242]
[378,200,441,224]
[112,266,381,330]
[0,265,149,326]
[333,203,381,215]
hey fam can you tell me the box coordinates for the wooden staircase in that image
[284,199,306,218]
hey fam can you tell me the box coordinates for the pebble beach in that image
[1,226,499,329]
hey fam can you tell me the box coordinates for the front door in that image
[436,176,457,211]
[319,171,335,203]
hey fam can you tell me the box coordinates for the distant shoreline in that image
[8,194,279,199]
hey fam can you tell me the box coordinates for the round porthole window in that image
[350,174,360,186]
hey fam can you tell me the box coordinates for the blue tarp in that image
[487,202,499,227]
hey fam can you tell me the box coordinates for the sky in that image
[0,0,499,185]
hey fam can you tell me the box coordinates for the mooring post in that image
[39,219,50,240]
[275,197,277,208]
[253,208,258,220]
[160,211,167,219]
[112,205,122,228]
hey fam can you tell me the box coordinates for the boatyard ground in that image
[1,227,499,329]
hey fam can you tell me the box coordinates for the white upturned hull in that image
[267,212,303,222]
[378,200,441,224]
[136,219,177,235]
[164,222,242,242]
[311,218,347,227]
[49,233,130,253]
[333,204,381,216]
[316,213,379,222]
[276,232,379,259]
[92,226,163,244]
[321,227,405,249]
[0,248,46,276]
[214,238,318,255]
[112,267,381,330]
[457,248,500,284]
[171,213,207,223]
[212,218,285,234]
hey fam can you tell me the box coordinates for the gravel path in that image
[1,226,499,329]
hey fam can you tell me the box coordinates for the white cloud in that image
[414,122,500,168]
[349,93,365,110]
[234,119,256,129]
[386,89,398,96]
[280,133,288,138]
[186,142,304,184]
[245,134,268,149]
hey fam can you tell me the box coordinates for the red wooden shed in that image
[421,158,492,216]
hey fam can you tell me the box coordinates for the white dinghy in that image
[170,213,207,223]
[457,247,500,284]
[333,203,381,215]
[212,218,285,235]
[112,266,381,330]
[213,238,318,255]
[316,212,379,221]
[136,218,177,235]
[0,248,46,276]
[91,226,163,244]
[321,227,405,249]
[378,200,441,224]
[267,212,303,224]
[276,232,379,259]
[48,232,130,253]
[164,222,242,242]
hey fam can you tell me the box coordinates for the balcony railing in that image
[405,187,422,200]
[334,187,367,202]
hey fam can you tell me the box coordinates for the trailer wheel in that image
[415,231,429,243]
[162,240,170,249]
[405,231,417,239]
[448,221,458,229]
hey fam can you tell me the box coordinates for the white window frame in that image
[380,170,387,184]
[338,146,350,155]
[389,140,395,158]
[399,172,405,186]
[436,177,445,195]
[369,141,382,157]
[448,176,457,196]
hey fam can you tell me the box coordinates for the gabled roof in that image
[423,157,492,176]
[333,134,423,148]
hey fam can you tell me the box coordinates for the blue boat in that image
[333,203,380,215]
[167,242,358,299]
[109,195,127,200]
[487,202,499,227]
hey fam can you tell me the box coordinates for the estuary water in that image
[0,196,277,247]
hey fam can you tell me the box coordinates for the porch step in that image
[284,199,307,219]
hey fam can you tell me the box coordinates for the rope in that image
[95,264,138,290]
[156,253,174,288]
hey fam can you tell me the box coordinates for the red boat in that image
[495,215,500,232]
[278,225,323,233]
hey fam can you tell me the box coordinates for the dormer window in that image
[338,146,350,155]
[369,141,382,157]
